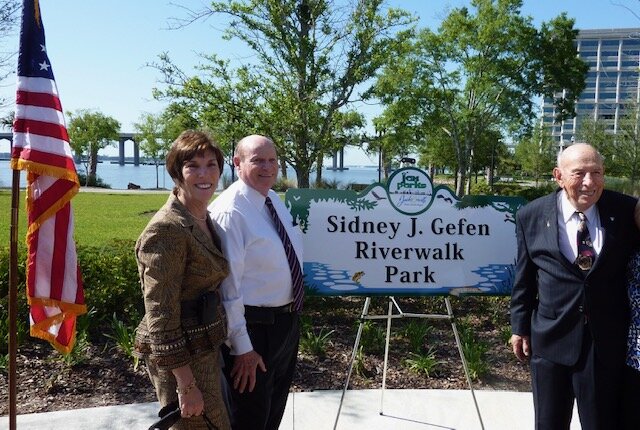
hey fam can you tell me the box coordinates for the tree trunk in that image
[315,152,324,188]
[88,146,99,186]
[296,165,310,189]
[279,159,287,179]
[456,169,466,197]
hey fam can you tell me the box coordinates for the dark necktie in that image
[265,196,304,311]
[575,211,596,271]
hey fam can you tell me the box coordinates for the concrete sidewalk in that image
[1,389,581,430]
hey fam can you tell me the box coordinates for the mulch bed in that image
[1,296,531,416]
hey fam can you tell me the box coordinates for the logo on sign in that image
[387,167,434,215]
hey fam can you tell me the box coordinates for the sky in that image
[1,0,640,164]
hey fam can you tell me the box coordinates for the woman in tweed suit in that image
[134,130,230,429]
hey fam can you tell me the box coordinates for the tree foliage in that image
[576,100,640,183]
[616,100,640,183]
[0,0,20,108]
[134,112,170,189]
[371,0,588,196]
[67,110,121,186]
[155,0,414,188]
[514,122,556,186]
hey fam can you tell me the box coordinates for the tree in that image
[611,100,640,183]
[152,54,267,165]
[575,113,617,172]
[158,0,414,188]
[371,0,588,196]
[514,122,556,186]
[0,1,20,108]
[67,110,120,186]
[133,106,200,189]
[134,112,170,189]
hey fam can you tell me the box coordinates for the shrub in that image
[0,240,143,349]
[404,348,442,377]
[353,345,367,378]
[401,320,433,353]
[77,172,111,188]
[358,320,385,354]
[77,240,143,331]
[470,180,492,196]
[272,177,297,192]
[299,327,335,358]
[457,319,489,380]
[105,312,139,369]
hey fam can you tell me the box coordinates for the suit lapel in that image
[590,200,615,273]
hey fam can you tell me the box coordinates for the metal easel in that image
[332,296,485,430]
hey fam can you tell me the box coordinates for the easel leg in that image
[333,297,371,430]
[380,296,394,415]
[445,297,485,430]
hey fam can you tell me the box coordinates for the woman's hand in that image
[177,382,204,418]
[172,365,203,418]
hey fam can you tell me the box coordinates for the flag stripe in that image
[50,204,70,301]
[15,103,65,125]
[16,90,62,111]
[12,131,75,157]
[14,118,69,142]
[11,146,76,170]
[16,76,59,95]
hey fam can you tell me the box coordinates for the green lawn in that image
[0,190,170,246]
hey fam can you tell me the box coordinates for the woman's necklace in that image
[188,211,208,222]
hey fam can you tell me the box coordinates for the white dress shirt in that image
[209,179,303,355]
[557,191,603,264]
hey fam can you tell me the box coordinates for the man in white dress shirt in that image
[209,134,303,430]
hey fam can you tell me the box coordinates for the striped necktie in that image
[265,197,304,311]
[575,211,596,271]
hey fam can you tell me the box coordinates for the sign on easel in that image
[285,167,525,297]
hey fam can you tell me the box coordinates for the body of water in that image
[0,159,382,190]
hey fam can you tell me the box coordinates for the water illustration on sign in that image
[286,167,525,297]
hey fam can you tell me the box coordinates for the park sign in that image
[285,167,526,297]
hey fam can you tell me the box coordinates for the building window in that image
[601,40,621,47]
[599,92,618,100]
[600,60,619,68]
[580,40,599,48]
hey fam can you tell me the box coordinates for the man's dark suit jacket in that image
[511,189,639,367]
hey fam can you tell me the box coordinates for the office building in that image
[542,28,640,148]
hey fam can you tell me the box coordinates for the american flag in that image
[10,0,86,354]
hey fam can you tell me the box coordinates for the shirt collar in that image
[237,179,271,209]
[559,190,597,223]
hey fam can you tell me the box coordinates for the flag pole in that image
[9,167,21,430]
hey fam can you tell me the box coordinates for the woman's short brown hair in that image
[165,130,224,184]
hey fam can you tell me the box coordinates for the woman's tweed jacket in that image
[134,192,229,369]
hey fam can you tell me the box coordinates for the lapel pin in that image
[546,220,550,228]
[610,217,615,221]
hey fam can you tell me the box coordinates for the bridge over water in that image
[1,132,350,170]
[0,132,141,165]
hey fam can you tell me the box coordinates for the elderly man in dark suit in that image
[510,143,640,430]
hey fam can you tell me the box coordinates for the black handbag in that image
[181,290,219,325]
[148,400,219,430]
